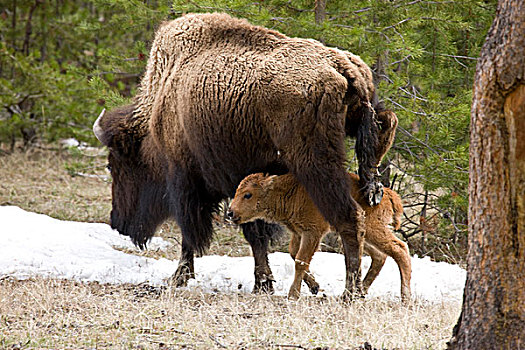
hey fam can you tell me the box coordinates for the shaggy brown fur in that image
[228,173,411,302]
[93,13,398,297]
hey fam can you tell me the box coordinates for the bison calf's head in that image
[93,105,170,249]
[228,173,275,225]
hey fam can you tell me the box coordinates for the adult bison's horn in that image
[93,108,107,145]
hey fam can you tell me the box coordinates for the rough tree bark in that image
[447,0,524,349]
[314,0,326,25]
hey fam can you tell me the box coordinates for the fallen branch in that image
[209,335,227,348]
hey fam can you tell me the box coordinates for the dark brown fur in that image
[93,13,397,296]
[229,173,411,302]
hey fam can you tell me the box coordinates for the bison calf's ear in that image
[262,175,277,188]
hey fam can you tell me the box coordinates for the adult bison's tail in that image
[355,100,383,207]
[338,51,384,206]
[355,101,380,178]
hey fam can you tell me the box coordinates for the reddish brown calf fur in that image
[229,172,411,302]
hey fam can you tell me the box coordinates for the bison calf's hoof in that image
[288,289,301,300]
[309,284,320,295]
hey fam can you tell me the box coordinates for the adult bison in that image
[93,13,397,298]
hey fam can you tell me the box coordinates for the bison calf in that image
[228,173,411,302]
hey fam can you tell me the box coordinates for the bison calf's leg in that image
[289,232,320,296]
[362,243,387,295]
[288,234,319,299]
[242,220,282,294]
[302,270,319,295]
[365,220,412,303]
[381,239,412,303]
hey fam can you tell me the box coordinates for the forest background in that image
[0,0,498,265]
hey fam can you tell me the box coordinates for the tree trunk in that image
[448,0,525,349]
[314,0,326,25]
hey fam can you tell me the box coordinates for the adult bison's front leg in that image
[242,220,284,294]
[167,170,217,287]
[169,240,195,287]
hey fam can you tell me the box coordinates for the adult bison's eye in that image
[244,193,252,199]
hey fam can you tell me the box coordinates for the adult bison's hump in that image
[157,12,349,117]
[148,13,350,195]
[173,53,345,195]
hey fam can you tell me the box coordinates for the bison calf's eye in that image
[243,193,252,199]
[106,164,112,172]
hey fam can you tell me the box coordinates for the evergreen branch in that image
[383,18,413,30]
[423,51,478,60]
[394,0,455,9]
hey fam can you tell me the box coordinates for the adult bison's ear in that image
[93,104,141,156]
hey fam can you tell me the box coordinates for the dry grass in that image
[0,278,460,349]
[0,146,111,223]
[0,146,460,349]
[0,146,258,258]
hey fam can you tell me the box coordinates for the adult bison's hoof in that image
[253,274,275,294]
[168,263,195,287]
[341,289,365,302]
[365,181,384,207]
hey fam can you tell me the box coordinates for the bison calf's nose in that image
[227,210,241,224]
[226,209,235,220]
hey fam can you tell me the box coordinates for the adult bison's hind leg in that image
[242,220,284,294]
[292,156,367,300]
[273,89,367,300]
[338,208,366,301]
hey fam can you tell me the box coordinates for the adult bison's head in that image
[93,105,169,249]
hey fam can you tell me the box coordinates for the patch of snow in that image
[0,206,466,301]
[60,138,80,148]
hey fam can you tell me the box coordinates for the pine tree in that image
[448,0,525,347]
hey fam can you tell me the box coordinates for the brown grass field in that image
[0,146,461,349]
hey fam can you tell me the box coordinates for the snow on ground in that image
[0,206,466,302]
